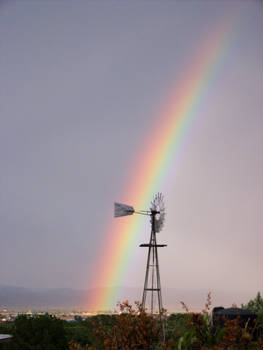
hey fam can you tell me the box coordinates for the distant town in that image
[0,308,114,323]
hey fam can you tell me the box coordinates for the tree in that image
[242,292,263,314]
[8,314,68,350]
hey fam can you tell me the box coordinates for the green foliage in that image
[3,314,68,350]
[0,322,14,335]
[168,313,214,350]
[167,313,188,334]
[242,292,263,314]
[65,316,109,347]
[65,322,92,347]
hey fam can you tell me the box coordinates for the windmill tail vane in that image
[114,202,151,217]
[114,202,134,217]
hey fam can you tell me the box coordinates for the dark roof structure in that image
[213,307,256,316]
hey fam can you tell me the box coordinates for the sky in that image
[0,1,262,311]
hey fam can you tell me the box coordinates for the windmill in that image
[114,193,167,336]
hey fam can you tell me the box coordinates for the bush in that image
[69,301,166,350]
[5,314,68,350]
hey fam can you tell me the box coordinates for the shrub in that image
[69,301,167,350]
[7,314,68,350]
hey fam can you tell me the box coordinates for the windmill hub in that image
[151,210,160,215]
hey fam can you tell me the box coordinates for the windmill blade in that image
[114,202,135,217]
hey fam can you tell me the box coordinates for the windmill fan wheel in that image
[150,192,165,233]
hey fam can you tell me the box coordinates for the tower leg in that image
[142,230,153,309]
[154,236,166,341]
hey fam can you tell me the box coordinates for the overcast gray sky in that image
[0,1,262,310]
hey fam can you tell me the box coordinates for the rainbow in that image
[90,14,239,311]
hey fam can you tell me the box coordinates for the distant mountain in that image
[0,284,254,312]
[0,285,90,310]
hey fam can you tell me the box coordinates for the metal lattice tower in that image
[114,193,167,339]
[140,210,167,315]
